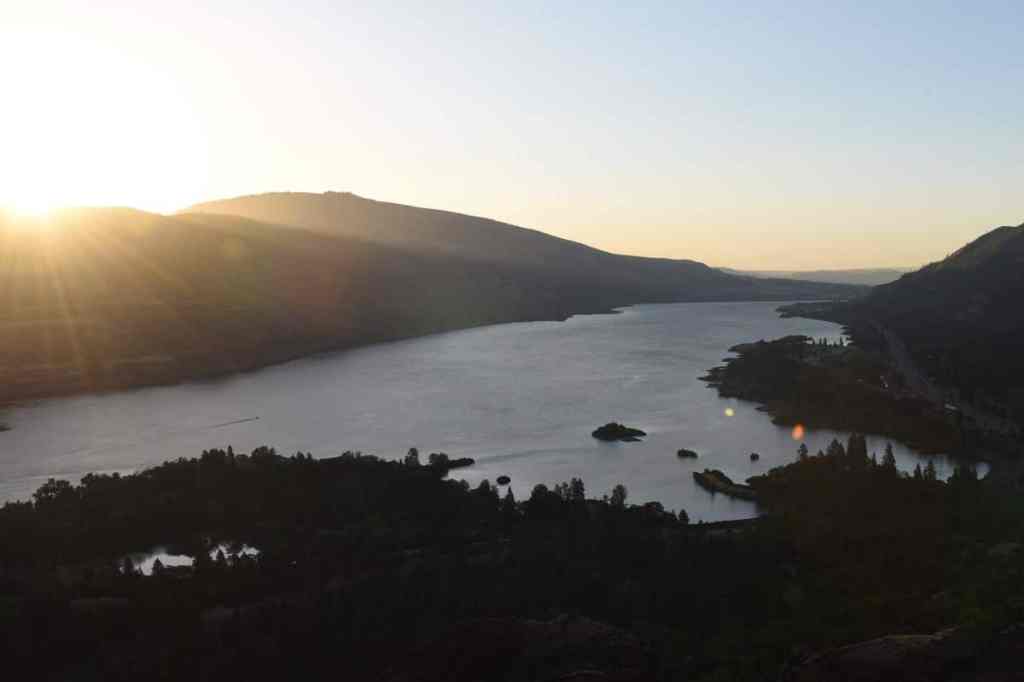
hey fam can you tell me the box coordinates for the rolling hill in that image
[0,199,859,404]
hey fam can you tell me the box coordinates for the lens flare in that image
[792,424,806,440]
[724,407,735,417]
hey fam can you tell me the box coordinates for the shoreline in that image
[701,334,963,456]
[693,469,758,501]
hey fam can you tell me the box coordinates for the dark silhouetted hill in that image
[858,222,1024,419]
[185,191,861,303]
[0,199,858,404]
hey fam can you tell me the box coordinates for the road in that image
[879,325,1017,436]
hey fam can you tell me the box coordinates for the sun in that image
[0,32,210,218]
[3,195,58,219]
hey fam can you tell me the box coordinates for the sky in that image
[1,1,1021,269]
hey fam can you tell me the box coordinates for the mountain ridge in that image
[0,199,860,405]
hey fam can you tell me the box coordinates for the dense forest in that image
[3,441,1023,680]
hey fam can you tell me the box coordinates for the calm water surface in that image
[0,302,973,520]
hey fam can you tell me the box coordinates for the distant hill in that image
[0,199,859,404]
[185,192,861,303]
[858,222,1024,419]
[724,267,910,287]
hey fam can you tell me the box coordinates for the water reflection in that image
[128,542,259,575]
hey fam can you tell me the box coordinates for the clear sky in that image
[2,1,1021,269]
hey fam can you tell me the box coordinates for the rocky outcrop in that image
[777,626,1024,682]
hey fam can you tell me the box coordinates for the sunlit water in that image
[0,302,981,521]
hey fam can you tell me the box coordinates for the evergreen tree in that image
[882,443,897,471]
[846,434,868,462]
[797,443,809,461]
[610,484,628,509]
[569,477,585,502]
[500,487,517,517]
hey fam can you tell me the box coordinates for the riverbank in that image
[693,469,758,501]
[701,334,963,455]
[777,302,1022,462]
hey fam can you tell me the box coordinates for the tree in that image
[150,558,164,576]
[33,478,74,507]
[882,443,897,471]
[797,443,809,461]
[923,459,938,482]
[193,547,213,576]
[527,484,561,519]
[404,448,421,467]
[610,484,628,509]
[678,509,690,525]
[475,479,498,502]
[501,487,517,517]
[846,434,868,462]
[569,477,585,502]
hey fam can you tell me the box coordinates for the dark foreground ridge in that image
[3,438,1023,680]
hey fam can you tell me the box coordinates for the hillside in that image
[0,205,857,404]
[859,222,1024,420]
[185,191,860,302]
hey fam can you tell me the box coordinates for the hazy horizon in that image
[3,2,1021,269]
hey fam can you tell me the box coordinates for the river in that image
[0,301,974,520]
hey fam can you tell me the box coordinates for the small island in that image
[677,448,699,459]
[592,422,647,442]
[693,469,758,501]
